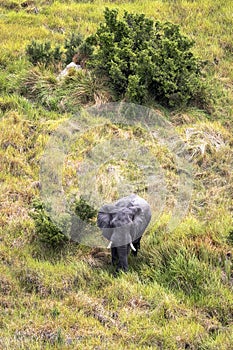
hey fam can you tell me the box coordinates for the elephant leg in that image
[111,247,118,265]
[116,244,130,272]
[131,236,142,256]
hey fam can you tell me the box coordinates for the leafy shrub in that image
[74,196,97,224]
[26,40,63,67]
[64,33,83,64]
[83,8,205,107]
[26,33,85,68]
[29,199,68,248]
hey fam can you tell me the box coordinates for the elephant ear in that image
[97,210,113,241]
[97,211,111,228]
[128,205,145,241]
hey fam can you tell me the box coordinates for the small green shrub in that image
[64,33,83,64]
[26,33,85,68]
[26,40,63,67]
[83,8,205,107]
[29,199,68,248]
[74,196,97,224]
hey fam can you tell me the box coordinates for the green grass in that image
[0,0,233,349]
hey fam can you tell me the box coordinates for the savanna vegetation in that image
[0,0,233,349]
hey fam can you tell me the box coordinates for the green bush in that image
[26,33,85,68]
[74,196,97,224]
[26,40,63,67]
[83,8,205,107]
[64,33,83,64]
[29,199,68,248]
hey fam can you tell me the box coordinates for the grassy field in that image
[0,0,233,349]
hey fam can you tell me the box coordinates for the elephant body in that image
[97,194,151,272]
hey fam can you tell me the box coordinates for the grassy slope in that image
[0,0,233,349]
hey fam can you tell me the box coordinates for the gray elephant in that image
[97,194,151,272]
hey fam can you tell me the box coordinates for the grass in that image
[0,0,233,349]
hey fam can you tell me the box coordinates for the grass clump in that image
[161,251,217,296]
[21,66,60,111]
[21,66,115,111]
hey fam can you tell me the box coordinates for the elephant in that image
[97,194,151,272]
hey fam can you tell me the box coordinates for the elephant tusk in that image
[107,241,112,249]
[130,242,136,251]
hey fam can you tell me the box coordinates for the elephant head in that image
[97,194,151,272]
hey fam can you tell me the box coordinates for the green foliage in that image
[26,33,86,68]
[26,40,63,67]
[74,196,97,224]
[29,199,68,248]
[64,32,83,64]
[84,8,204,107]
